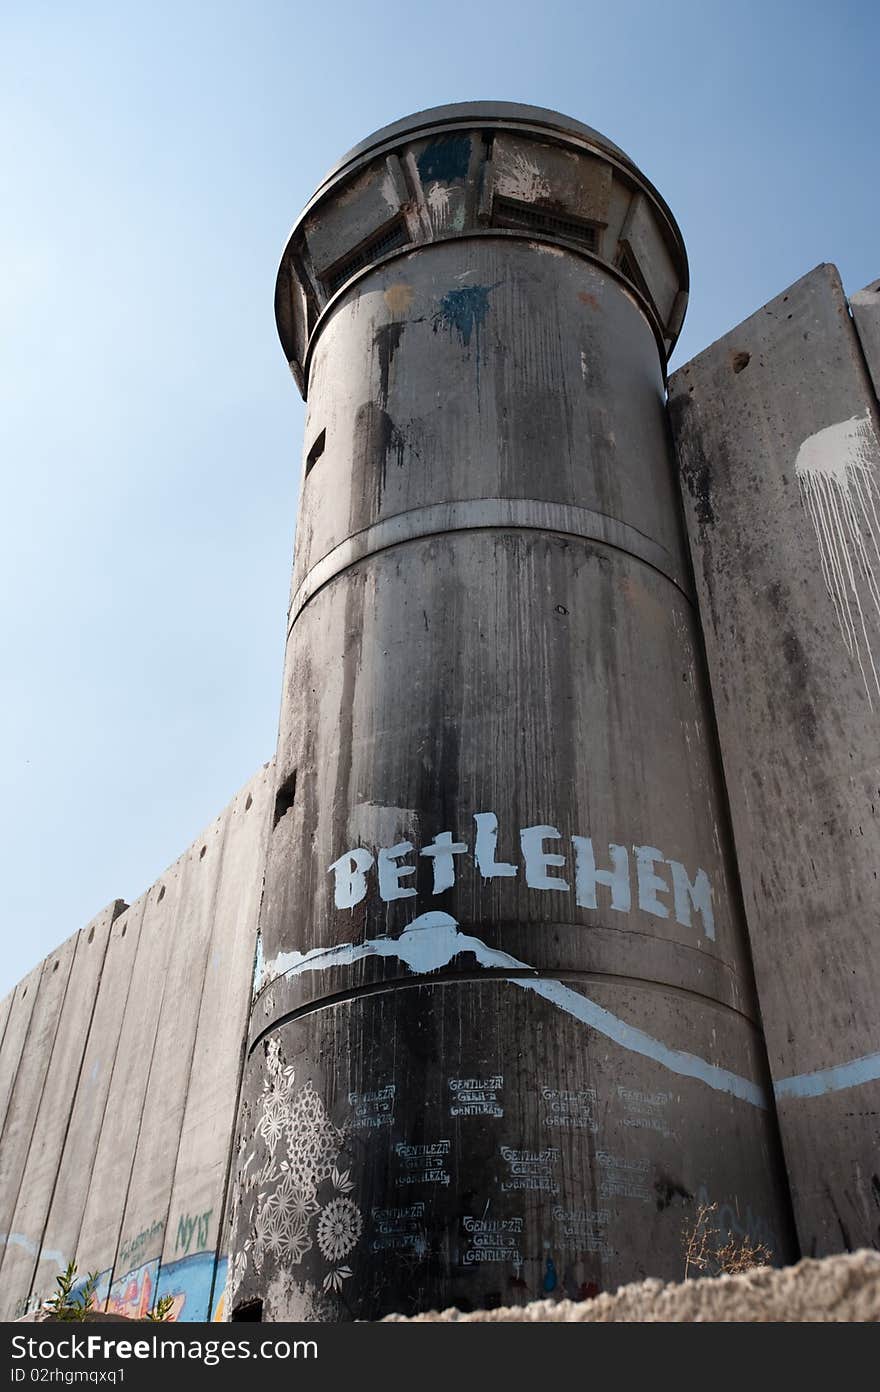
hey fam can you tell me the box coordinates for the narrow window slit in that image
[273,769,298,829]
[306,428,326,476]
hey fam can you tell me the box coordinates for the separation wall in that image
[0,762,273,1320]
[668,265,880,1256]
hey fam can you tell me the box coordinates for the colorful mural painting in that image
[81,1252,227,1322]
[155,1251,225,1323]
[106,1259,158,1319]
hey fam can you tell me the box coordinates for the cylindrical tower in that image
[229,103,794,1321]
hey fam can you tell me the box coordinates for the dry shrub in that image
[682,1202,772,1279]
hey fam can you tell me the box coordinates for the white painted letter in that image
[520,825,569,891]
[635,846,670,919]
[669,861,715,940]
[378,841,417,901]
[328,848,374,910]
[474,812,517,879]
[420,831,468,894]
[573,838,631,912]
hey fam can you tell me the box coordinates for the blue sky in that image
[1,0,877,997]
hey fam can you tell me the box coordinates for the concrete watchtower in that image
[228,103,793,1321]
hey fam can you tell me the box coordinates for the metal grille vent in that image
[617,249,639,282]
[323,217,410,295]
[492,197,600,251]
[616,246,652,307]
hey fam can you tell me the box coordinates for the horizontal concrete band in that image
[254,915,746,1020]
[300,230,675,383]
[251,965,758,1045]
[248,970,769,1111]
[288,498,693,632]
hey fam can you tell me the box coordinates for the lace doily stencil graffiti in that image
[240,1038,362,1297]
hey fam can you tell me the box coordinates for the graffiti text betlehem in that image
[329,812,716,939]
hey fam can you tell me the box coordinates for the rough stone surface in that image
[383,1250,880,1321]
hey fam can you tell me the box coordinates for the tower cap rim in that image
[315,102,632,193]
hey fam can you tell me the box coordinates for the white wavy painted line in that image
[266,913,768,1109]
[774,1049,880,1099]
[795,413,880,705]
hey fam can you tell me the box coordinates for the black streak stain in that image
[375,322,404,409]
[654,1176,693,1211]
[779,627,819,745]
[353,402,393,514]
[827,1188,852,1250]
[667,395,716,529]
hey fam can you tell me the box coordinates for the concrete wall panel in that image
[73,859,187,1313]
[0,991,13,1054]
[0,901,123,1317]
[0,965,42,1141]
[851,278,880,403]
[668,262,880,1255]
[107,813,228,1318]
[156,764,273,1322]
[30,897,147,1312]
[0,935,77,1307]
[0,766,270,1322]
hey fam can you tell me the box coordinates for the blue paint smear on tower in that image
[417,135,471,185]
[432,284,500,348]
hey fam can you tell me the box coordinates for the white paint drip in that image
[426,182,451,227]
[380,170,399,212]
[795,413,880,704]
[264,914,766,1108]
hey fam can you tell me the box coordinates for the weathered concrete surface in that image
[0,765,273,1323]
[384,1250,880,1321]
[156,766,274,1322]
[0,963,43,1142]
[110,811,228,1319]
[668,263,880,1257]
[0,900,123,1318]
[230,105,793,1323]
[851,278,880,402]
[0,933,80,1315]
[75,858,186,1318]
[30,899,146,1315]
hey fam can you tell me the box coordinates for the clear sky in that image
[1,0,877,998]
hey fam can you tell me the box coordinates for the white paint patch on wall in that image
[426,182,451,225]
[346,803,419,852]
[505,151,552,203]
[795,412,880,704]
